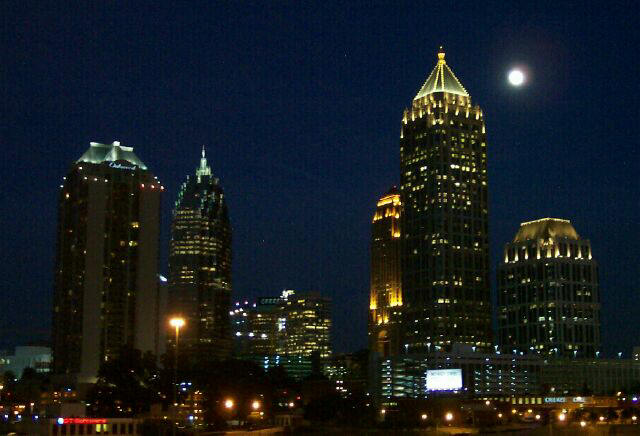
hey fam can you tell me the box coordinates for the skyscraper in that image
[52,141,163,382]
[399,48,492,352]
[168,148,232,363]
[278,290,332,360]
[368,187,402,357]
[498,218,601,357]
[230,290,332,378]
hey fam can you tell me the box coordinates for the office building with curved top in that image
[399,48,492,353]
[168,147,232,363]
[52,141,163,382]
[498,218,601,357]
[369,187,402,357]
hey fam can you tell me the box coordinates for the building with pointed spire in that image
[52,141,163,382]
[368,187,403,357]
[168,147,232,364]
[399,48,492,352]
[498,218,601,357]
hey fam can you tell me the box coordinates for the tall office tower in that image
[498,218,601,357]
[368,187,403,357]
[399,48,492,352]
[52,141,162,382]
[168,148,232,363]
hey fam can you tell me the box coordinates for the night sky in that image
[1,2,638,356]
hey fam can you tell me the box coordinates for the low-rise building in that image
[0,346,52,378]
[540,358,640,395]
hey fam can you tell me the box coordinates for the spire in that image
[196,145,212,181]
[414,47,469,100]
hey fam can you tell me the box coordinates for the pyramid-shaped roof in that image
[414,48,469,100]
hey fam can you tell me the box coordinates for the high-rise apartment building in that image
[498,218,601,357]
[368,187,402,357]
[168,148,232,363]
[399,48,492,352]
[52,141,162,381]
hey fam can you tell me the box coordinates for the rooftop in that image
[513,218,580,242]
[414,47,469,100]
[77,141,147,170]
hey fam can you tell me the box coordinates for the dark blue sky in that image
[1,2,638,355]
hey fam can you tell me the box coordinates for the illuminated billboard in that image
[426,368,463,391]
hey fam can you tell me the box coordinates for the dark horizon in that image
[1,2,638,357]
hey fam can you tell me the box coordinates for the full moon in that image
[508,69,525,86]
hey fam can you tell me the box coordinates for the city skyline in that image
[1,2,638,356]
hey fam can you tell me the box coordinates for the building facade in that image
[540,358,640,395]
[376,347,542,400]
[168,148,232,363]
[369,187,403,357]
[399,48,492,352]
[52,141,162,382]
[230,290,332,379]
[280,290,332,360]
[498,218,601,357]
[0,346,52,377]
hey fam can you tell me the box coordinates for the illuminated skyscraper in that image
[368,188,402,357]
[230,290,332,378]
[168,148,232,363]
[278,290,332,359]
[498,218,601,357]
[399,48,492,352]
[52,141,163,381]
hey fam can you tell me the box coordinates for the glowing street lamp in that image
[445,412,453,421]
[252,400,261,410]
[558,413,566,421]
[421,413,428,420]
[169,317,185,436]
[224,399,234,410]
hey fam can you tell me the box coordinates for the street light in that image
[224,399,234,409]
[169,317,185,436]
[252,400,261,410]
[445,412,453,421]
